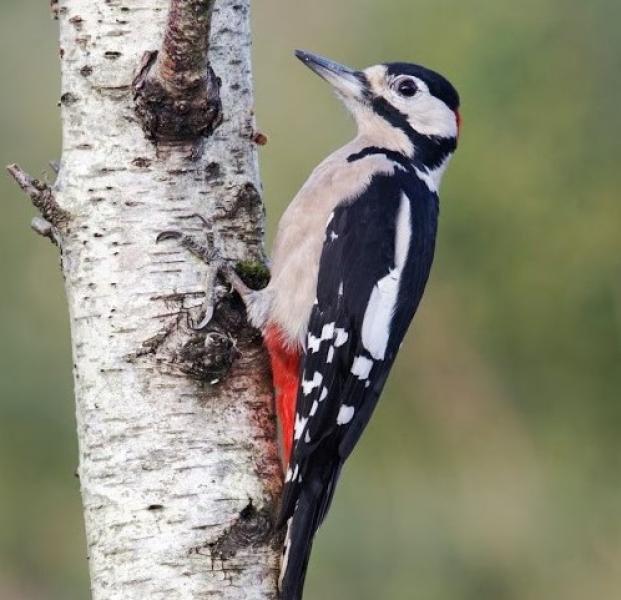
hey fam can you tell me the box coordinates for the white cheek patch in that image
[367,71,458,139]
[406,93,458,139]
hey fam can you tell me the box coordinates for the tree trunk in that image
[10,1,282,598]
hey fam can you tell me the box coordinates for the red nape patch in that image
[455,110,462,136]
[263,324,300,468]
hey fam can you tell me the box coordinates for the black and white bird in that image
[238,50,462,600]
[165,49,461,600]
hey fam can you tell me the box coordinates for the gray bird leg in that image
[156,217,252,329]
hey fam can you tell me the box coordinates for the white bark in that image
[40,1,282,598]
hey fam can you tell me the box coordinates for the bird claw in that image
[156,214,239,331]
[156,216,254,330]
[187,305,215,331]
[156,230,183,244]
[156,218,226,330]
[156,227,219,265]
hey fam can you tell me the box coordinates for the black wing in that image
[277,170,439,600]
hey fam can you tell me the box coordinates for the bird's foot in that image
[156,215,252,329]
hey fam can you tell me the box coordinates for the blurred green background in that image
[1,0,620,598]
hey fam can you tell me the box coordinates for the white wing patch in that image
[361,193,412,360]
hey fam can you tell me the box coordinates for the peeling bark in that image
[8,1,281,598]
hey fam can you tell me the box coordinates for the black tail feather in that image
[279,492,318,600]
[278,460,342,600]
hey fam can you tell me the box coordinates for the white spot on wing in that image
[334,328,349,347]
[327,346,335,363]
[351,355,374,379]
[321,323,335,339]
[307,332,321,353]
[337,405,355,425]
[361,193,411,360]
[279,516,294,591]
[307,323,335,353]
[310,400,319,416]
[294,414,308,441]
[301,371,323,395]
[319,387,328,402]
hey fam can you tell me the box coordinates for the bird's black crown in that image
[385,63,460,111]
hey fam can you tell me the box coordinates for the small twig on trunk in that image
[133,0,223,150]
[50,0,61,20]
[6,163,70,245]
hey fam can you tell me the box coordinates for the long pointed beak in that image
[295,50,365,100]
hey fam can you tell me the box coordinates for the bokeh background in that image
[1,0,620,598]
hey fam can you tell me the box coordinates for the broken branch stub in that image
[133,0,223,147]
[6,163,70,245]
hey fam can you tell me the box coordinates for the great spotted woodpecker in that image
[247,51,461,599]
[159,49,460,600]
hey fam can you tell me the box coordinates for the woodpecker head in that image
[296,50,460,167]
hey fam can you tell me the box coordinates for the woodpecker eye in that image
[396,79,418,97]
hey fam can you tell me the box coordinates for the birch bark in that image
[13,1,281,598]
